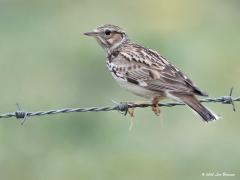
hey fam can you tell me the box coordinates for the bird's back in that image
[109,41,208,97]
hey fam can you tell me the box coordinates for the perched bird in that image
[84,24,219,122]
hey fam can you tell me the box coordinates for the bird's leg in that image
[126,101,150,130]
[152,96,161,116]
[127,108,134,117]
[126,100,148,117]
[127,101,146,117]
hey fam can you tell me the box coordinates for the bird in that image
[84,24,219,122]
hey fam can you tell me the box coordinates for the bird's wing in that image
[116,45,207,96]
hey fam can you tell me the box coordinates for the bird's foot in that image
[152,104,161,116]
[125,101,147,117]
[127,107,135,117]
[152,96,161,116]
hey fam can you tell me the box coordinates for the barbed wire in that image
[0,88,239,124]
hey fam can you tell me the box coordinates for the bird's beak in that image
[84,31,98,37]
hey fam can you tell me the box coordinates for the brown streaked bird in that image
[84,24,219,122]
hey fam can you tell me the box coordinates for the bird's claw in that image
[127,107,134,117]
[152,104,161,116]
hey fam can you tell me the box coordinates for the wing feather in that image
[112,42,207,96]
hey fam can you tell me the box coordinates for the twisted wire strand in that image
[0,88,239,123]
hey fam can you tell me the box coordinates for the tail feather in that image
[172,93,220,122]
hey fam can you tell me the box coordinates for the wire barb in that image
[15,103,28,125]
[222,87,236,111]
[0,88,239,122]
[111,100,129,115]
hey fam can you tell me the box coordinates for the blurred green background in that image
[0,0,239,179]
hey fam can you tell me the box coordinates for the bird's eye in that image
[104,29,111,36]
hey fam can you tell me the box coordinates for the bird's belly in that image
[112,73,160,98]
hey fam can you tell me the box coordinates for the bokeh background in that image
[0,0,239,179]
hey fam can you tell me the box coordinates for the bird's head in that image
[84,24,128,52]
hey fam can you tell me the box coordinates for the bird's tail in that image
[173,93,220,122]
